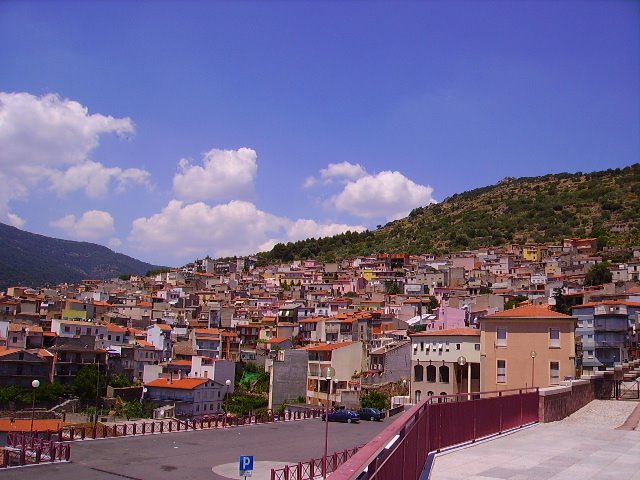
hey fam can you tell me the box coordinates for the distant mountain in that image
[257,164,640,263]
[0,223,165,291]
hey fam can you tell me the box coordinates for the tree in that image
[360,391,389,410]
[504,295,528,310]
[74,365,106,405]
[552,288,571,315]
[108,374,132,388]
[584,263,613,286]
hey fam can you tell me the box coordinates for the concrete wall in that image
[269,349,309,409]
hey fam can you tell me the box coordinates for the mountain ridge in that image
[256,164,640,263]
[0,223,164,291]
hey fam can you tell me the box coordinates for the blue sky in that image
[1,1,638,266]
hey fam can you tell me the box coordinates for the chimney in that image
[169,372,173,384]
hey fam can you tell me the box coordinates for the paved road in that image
[3,418,388,480]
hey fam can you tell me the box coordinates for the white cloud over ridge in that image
[332,170,436,220]
[173,147,257,202]
[129,200,365,261]
[0,92,151,224]
[50,210,115,241]
[304,161,367,188]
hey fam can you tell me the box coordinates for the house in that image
[119,340,162,383]
[409,328,481,402]
[146,323,173,361]
[144,376,225,418]
[479,305,576,392]
[362,340,411,387]
[304,341,364,407]
[49,335,108,385]
[573,301,640,373]
[6,324,44,349]
[0,346,54,387]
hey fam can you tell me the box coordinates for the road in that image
[3,417,388,480]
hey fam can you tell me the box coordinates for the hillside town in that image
[1,237,639,420]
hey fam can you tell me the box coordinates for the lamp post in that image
[457,356,467,400]
[322,366,335,480]
[30,379,40,435]
[225,379,231,413]
[530,351,537,389]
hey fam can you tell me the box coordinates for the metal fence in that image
[31,408,324,443]
[271,446,362,480]
[1,432,71,468]
[331,388,539,480]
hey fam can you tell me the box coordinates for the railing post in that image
[499,391,503,434]
[519,389,523,427]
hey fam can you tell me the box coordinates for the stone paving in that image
[430,400,640,480]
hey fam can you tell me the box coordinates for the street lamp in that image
[30,379,40,435]
[457,356,467,400]
[530,351,537,388]
[225,379,231,412]
[322,366,335,480]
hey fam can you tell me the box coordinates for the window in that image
[497,360,506,383]
[550,362,560,385]
[439,365,450,383]
[415,390,422,402]
[549,328,560,348]
[497,327,507,347]
[64,326,70,333]
[420,342,424,351]
[426,365,436,382]
[475,344,480,351]
[414,364,424,382]
[456,344,461,350]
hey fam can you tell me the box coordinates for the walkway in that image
[430,400,640,480]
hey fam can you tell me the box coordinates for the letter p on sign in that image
[239,455,254,474]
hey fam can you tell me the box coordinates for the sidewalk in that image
[430,400,640,480]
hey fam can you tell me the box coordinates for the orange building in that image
[480,305,576,392]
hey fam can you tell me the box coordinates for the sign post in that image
[239,455,254,478]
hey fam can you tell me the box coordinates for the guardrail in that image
[30,408,325,442]
[331,388,539,480]
[271,446,362,480]
[1,432,71,468]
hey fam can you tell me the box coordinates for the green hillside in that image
[257,164,640,263]
[0,223,164,291]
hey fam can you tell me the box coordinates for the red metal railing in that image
[33,408,324,443]
[331,388,539,480]
[271,446,362,480]
[1,432,71,468]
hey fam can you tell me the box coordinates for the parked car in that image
[322,409,360,423]
[358,407,384,421]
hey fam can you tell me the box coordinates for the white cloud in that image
[320,161,368,181]
[332,170,436,220]
[49,161,152,198]
[173,147,257,202]
[0,91,150,224]
[305,161,368,188]
[50,210,115,241]
[129,200,365,261]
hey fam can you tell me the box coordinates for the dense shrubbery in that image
[253,164,640,263]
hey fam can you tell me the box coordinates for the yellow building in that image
[480,305,576,393]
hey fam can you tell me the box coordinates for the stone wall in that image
[538,366,629,422]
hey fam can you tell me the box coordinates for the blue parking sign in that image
[239,455,254,472]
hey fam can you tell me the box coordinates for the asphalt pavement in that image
[1,417,388,480]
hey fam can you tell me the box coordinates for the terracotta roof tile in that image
[484,305,574,319]
[145,377,209,390]
[411,328,480,337]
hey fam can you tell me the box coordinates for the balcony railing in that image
[331,388,539,480]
